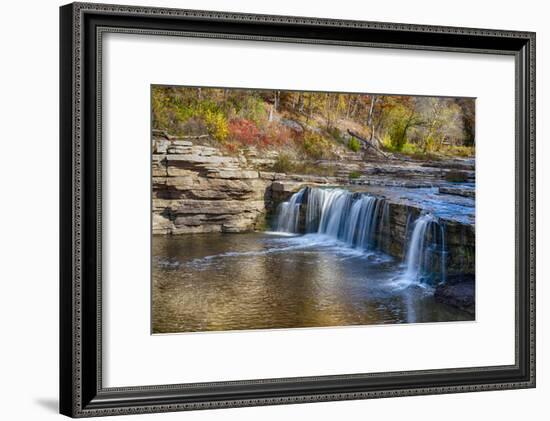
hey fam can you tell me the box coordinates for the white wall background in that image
[0,0,546,419]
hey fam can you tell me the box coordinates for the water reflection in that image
[152,233,473,333]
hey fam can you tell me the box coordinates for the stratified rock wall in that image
[382,203,475,276]
[152,135,343,234]
[152,136,271,234]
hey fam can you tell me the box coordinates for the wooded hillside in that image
[152,86,475,161]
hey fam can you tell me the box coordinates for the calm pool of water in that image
[152,232,473,333]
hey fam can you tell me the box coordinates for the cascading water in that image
[378,201,390,251]
[275,188,305,233]
[275,187,389,252]
[403,213,447,285]
[275,186,448,287]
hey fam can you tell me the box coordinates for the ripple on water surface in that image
[152,232,473,333]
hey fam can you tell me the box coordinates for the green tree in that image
[386,100,422,151]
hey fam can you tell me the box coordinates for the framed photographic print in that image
[60,2,535,417]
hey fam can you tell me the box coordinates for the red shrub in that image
[228,119,261,145]
[227,119,297,149]
[261,123,293,147]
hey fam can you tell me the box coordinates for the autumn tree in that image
[151,85,475,158]
[454,98,476,146]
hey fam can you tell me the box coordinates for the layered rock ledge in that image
[154,136,266,234]
[152,136,341,234]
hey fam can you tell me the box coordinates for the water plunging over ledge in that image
[152,185,474,333]
[275,187,448,286]
[404,213,447,285]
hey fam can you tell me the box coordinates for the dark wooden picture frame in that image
[60,2,535,417]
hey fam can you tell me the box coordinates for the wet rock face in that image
[266,184,475,277]
[377,203,475,277]
[443,221,475,276]
[268,181,309,217]
[383,203,419,258]
[152,136,270,234]
[434,276,475,315]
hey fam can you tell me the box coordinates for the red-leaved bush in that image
[260,124,293,147]
[227,118,296,150]
[228,119,261,145]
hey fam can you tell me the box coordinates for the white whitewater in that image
[275,189,305,233]
[275,187,448,286]
[403,213,447,285]
[276,187,389,251]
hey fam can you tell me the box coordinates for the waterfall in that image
[275,186,448,286]
[275,187,388,251]
[403,213,447,285]
[275,188,306,233]
[378,201,391,251]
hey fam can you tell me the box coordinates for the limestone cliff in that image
[152,134,339,234]
[153,135,268,234]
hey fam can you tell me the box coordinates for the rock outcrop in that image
[153,135,271,234]
[381,202,475,276]
[152,135,346,234]
[434,276,475,315]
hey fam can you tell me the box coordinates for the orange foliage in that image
[228,119,261,145]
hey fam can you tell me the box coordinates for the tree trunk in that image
[367,95,378,141]
[346,95,356,119]
[274,91,280,112]
[347,129,390,159]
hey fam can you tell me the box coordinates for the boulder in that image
[434,278,475,315]
[248,158,277,167]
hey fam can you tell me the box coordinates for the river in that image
[152,230,473,333]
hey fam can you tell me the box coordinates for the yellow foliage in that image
[203,109,229,141]
[303,132,332,159]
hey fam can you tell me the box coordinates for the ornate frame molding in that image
[60,2,535,417]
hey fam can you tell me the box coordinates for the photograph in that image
[53,1,538,418]
[151,86,476,333]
